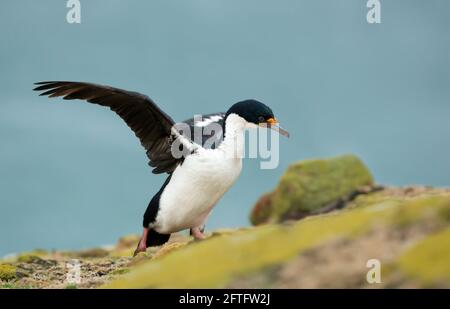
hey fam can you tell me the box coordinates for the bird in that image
[33,81,289,256]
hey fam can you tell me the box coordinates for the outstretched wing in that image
[182,112,226,149]
[33,81,191,174]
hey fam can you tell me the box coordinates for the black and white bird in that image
[33,81,289,256]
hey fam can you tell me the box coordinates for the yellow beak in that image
[260,118,290,138]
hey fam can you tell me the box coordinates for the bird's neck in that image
[219,114,246,159]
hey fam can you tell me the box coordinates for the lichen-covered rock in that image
[153,242,188,259]
[0,264,17,281]
[104,188,450,288]
[2,186,450,289]
[73,248,110,258]
[250,154,374,225]
[396,228,450,287]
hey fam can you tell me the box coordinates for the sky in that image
[1,0,449,256]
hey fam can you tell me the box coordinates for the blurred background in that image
[0,0,449,257]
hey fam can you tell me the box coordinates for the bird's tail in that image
[146,229,171,247]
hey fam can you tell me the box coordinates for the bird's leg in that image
[133,227,149,257]
[190,226,206,240]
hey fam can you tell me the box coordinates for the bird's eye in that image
[258,116,265,123]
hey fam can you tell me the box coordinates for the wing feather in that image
[34,81,188,174]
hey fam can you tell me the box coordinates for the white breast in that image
[153,149,242,234]
[152,113,248,234]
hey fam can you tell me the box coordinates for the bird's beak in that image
[260,118,290,138]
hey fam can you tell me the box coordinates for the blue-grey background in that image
[1,0,449,256]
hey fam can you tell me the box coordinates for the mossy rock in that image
[0,264,17,281]
[396,228,450,286]
[153,242,188,259]
[104,193,450,288]
[250,154,374,225]
[17,255,45,264]
[11,249,49,263]
[76,248,110,258]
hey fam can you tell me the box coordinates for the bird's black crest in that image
[225,99,274,124]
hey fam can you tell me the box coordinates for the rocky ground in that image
[1,155,450,289]
[0,233,190,289]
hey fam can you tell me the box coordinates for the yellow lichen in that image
[104,195,450,289]
[109,248,135,258]
[17,255,44,263]
[153,242,189,259]
[271,155,374,219]
[13,249,49,263]
[251,155,374,224]
[0,264,17,281]
[397,228,450,286]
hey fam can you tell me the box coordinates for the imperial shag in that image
[33,81,289,256]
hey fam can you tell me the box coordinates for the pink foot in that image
[133,227,149,257]
[190,227,206,240]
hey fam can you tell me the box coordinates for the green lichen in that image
[13,249,49,263]
[65,283,78,289]
[251,155,374,224]
[396,228,450,286]
[17,255,44,264]
[0,264,17,281]
[1,283,33,289]
[105,194,449,289]
[109,248,135,258]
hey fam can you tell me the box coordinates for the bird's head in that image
[225,99,289,137]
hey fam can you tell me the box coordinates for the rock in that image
[17,255,43,264]
[250,154,374,225]
[0,264,17,281]
[128,252,152,266]
[104,187,450,288]
[396,228,450,286]
[250,193,275,226]
[73,248,110,258]
[110,268,130,276]
[153,242,188,259]
[17,255,57,268]
[2,156,450,289]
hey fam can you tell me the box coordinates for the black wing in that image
[33,81,190,174]
[182,112,225,149]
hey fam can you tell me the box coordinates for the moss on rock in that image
[2,186,449,289]
[153,242,189,259]
[105,192,450,289]
[396,228,450,286]
[251,155,374,225]
[17,254,47,264]
[0,264,17,281]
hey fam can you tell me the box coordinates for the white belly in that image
[153,149,242,234]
